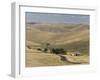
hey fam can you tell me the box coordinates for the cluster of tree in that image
[36,43,67,55]
[50,48,66,55]
[37,47,66,55]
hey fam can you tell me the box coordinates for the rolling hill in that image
[26,23,89,52]
[25,23,89,67]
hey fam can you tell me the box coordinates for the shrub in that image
[43,48,48,53]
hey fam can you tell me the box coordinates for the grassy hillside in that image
[26,52,89,67]
[26,23,89,53]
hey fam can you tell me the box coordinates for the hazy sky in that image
[26,12,89,24]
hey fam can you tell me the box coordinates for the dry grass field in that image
[25,23,89,67]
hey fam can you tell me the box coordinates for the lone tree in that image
[43,43,51,53]
[46,43,50,48]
